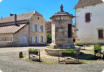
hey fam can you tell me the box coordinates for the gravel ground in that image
[0,47,104,72]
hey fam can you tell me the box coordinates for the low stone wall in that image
[45,49,64,56]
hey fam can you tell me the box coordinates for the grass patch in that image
[62,49,76,56]
[42,61,57,65]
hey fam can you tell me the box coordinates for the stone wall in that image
[0,33,13,46]
[13,25,29,46]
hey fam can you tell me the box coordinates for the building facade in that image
[0,11,46,46]
[75,0,104,44]
[46,21,52,34]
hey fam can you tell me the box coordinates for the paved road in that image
[0,47,104,72]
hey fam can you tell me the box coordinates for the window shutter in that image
[35,25,37,32]
[35,36,37,43]
[43,25,45,32]
[34,24,35,32]
[32,24,34,32]
[37,35,40,43]
[39,35,40,43]
[37,24,40,32]
[41,36,44,43]
[43,36,45,42]
[41,25,44,32]
[39,24,40,32]
[32,36,34,44]
[98,30,103,39]
[85,13,91,22]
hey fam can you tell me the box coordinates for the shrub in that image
[76,42,84,46]
[46,33,52,43]
[62,49,76,56]
[94,44,102,52]
[29,48,38,54]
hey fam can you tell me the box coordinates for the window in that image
[35,35,40,43]
[32,24,35,32]
[35,36,38,43]
[40,25,44,32]
[32,24,38,32]
[98,29,104,39]
[35,24,37,32]
[37,24,40,32]
[41,36,44,43]
[32,36,35,43]
[38,17,39,20]
[68,24,72,38]
[85,13,91,22]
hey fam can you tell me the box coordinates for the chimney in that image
[10,13,14,16]
[14,14,19,26]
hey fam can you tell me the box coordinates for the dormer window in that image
[85,13,91,23]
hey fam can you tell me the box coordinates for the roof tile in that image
[0,11,42,23]
[75,0,103,9]
[0,24,26,34]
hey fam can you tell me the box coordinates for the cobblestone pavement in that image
[0,47,104,72]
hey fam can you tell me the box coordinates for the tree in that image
[46,33,52,43]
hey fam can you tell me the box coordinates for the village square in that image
[0,0,104,72]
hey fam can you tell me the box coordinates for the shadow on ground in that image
[79,52,96,60]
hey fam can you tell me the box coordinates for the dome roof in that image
[50,4,73,19]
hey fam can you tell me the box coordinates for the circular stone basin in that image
[45,49,66,56]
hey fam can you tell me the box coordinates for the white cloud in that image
[0,0,2,2]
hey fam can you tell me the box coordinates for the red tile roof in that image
[0,11,42,24]
[0,24,26,34]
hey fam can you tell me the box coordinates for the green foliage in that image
[84,43,90,46]
[29,48,38,53]
[46,33,52,43]
[75,46,79,48]
[62,49,76,56]
[76,42,84,46]
[94,44,102,51]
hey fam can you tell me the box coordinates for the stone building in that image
[0,11,46,46]
[45,21,52,34]
[50,5,74,49]
[72,25,77,42]
[75,0,104,44]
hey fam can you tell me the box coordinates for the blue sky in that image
[0,0,78,23]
